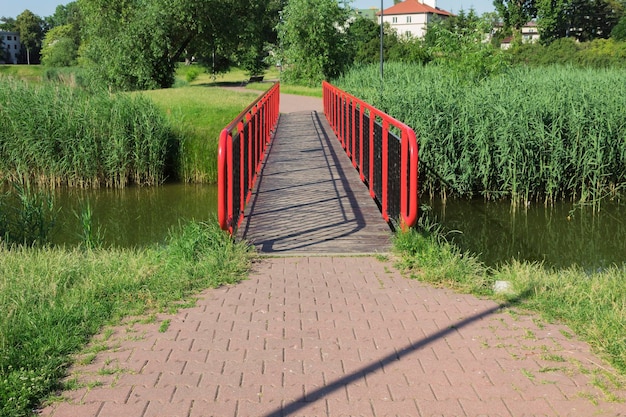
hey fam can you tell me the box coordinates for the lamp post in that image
[380,0,384,84]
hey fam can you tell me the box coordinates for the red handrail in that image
[218,83,280,234]
[322,81,418,228]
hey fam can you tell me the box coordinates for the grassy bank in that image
[0,220,252,417]
[335,63,626,206]
[393,223,626,379]
[137,86,260,183]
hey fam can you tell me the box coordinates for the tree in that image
[277,0,351,85]
[79,0,261,91]
[46,2,82,29]
[612,14,626,39]
[493,0,537,44]
[40,24,79,67]
[16,10,44,65]
[536,0,624,44]
[424,11,509,81]
[236,0,281,77]
[0,17,17,31]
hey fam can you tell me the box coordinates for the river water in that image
[45,185,625,270]
[424,197,626,271]
[49,183,218,248]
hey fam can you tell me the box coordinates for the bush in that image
[185,66,201,83]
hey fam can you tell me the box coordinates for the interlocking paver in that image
[40,256,626,417]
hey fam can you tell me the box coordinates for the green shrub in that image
[185,66,201,83]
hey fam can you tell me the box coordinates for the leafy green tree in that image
[41,24,79,67]
[46,2,82,29]
[236,0,281,77]
[79,0,258,91]
[612,14,626,39]
[346,17,400,65]
[0,17,17,31]
[535,0,569,44]
[537,0,624,43]
[277,0,351,85]
[493,0,537,44]
[425,11,507,80]
[16,10,44,65]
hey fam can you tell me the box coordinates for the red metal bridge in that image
[218,82,418,254]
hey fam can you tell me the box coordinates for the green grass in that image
[393,223,626,377]
[0,220,252,417]
[0,65,46,83]
[137,86,260,183]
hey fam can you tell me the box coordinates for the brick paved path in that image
[41,256,625,417]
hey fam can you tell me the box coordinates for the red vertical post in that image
[381,118,389,222]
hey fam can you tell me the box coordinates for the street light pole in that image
[380,0,384,84]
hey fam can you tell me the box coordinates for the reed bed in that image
[335,64,626,206]
[0,77,173,188]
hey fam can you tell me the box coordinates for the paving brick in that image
[42,256,626,417]
[81,386,132,404]
[97,401,148,417]
[39,401,102,417]
[143,400,193,417]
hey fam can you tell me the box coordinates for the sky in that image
[1,0,495,20]
[1,0,74,19]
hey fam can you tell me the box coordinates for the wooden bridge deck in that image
[238,110,392,254]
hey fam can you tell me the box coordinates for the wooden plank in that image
[238,111,392,254]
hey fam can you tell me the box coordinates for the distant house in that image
[377,0,453,38]
[499,21,541,49]
[0,31,21,64]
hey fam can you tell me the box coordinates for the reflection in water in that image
[425,198,626,271]
[51,183,218,248]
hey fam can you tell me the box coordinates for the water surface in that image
[424,197,626,271]
[51,183,218,248]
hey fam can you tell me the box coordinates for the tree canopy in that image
[277,0,351,86]
[78,0,277,90]
[16,10,44,64]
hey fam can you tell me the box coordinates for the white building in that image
[499,21,541,49]
[378,0,453,39]
[0,31,21,64]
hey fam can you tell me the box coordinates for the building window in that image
[392,17,397,23]
[407,16,412,23]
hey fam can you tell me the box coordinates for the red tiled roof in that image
[377,0,453,17]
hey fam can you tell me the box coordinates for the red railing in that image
[218,83,280,234]
[323,81,418,228]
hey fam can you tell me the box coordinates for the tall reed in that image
[0,182,57,246]
[335,64,626,206]
[0,77,174,188]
